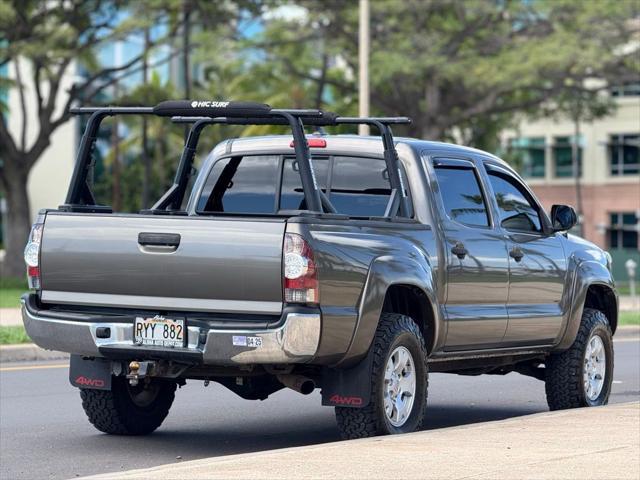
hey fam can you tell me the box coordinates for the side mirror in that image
[551,204,577,232]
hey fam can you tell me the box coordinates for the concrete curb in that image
[0,307,23,327]
[616,325,640,339]
[0,344,68,363]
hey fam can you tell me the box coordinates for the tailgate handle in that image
[138,232,181,248]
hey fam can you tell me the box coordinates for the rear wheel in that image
[545,308,614,410]
[80,376,176,435]
[335,313,428,439]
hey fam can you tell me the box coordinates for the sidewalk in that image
[620,295,640,312]
[84,402,639,480]
[0,308,22,326]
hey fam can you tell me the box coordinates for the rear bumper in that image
[21,295,321,365]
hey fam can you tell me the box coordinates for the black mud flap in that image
[321,347,374,408]
[69,355,112,390]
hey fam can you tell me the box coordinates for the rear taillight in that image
[283,233,318,304]
[24,223,43,289]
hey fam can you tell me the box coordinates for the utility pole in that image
[358,0,370,135]
[141,26,151,209]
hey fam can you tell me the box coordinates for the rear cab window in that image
[197,155,280,213]
[196,154,412,218]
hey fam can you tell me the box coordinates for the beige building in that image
[503,85,640,280]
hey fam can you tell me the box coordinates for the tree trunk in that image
[111,118,122,212]
[1,165,31,278]
[420,122,446,141]
[315,52,329,110]
[418,82,446,140]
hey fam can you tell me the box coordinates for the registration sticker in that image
[232,335,263,348]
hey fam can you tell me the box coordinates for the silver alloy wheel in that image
[583,334,606,401]
[383,346,416,427]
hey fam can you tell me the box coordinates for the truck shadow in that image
[77,402,544,466]
[423,403,545,430]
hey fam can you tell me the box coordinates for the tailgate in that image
[39,213,285,314]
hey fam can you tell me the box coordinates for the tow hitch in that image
[126,360,188,386]
[126,360,149,386]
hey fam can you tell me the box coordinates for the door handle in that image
[451,242,468,260]
[138,232,181,248]
[509,247,524,262]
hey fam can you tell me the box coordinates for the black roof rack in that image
[63,103,328,213]
[62,102,412,218]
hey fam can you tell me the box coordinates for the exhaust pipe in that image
[277,374,315,395]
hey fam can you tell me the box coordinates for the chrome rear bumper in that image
[21,296,321,365]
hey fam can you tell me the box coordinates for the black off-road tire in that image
[335,313,429,439]
[545,308,614,410]
[80,376,176,435]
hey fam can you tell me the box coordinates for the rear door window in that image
[433,166,490,227]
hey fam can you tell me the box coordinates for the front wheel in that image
[335,313,428,439]
[80,376,176,435]
[545,308,614,410]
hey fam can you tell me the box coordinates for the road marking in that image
[0,363,67,372]
[614,337,640,343]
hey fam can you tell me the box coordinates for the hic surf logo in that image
[190,100,229,108]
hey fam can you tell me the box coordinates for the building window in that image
[610,82,640,97]
[609,134,639,176]
[508,137,545,178]
[0,53,7,110]
[553,136,582,178]
[608,212,639,250]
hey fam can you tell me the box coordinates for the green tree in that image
[245,0,638,147]
[95,73,186,213]
[0,0,178,277]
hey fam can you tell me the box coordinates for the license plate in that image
[134,316,185,348]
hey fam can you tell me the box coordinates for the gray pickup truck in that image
[22,101,618,439]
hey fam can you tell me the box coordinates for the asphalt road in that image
[1,338,638,480]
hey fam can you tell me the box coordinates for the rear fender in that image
[336,255,441,368]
